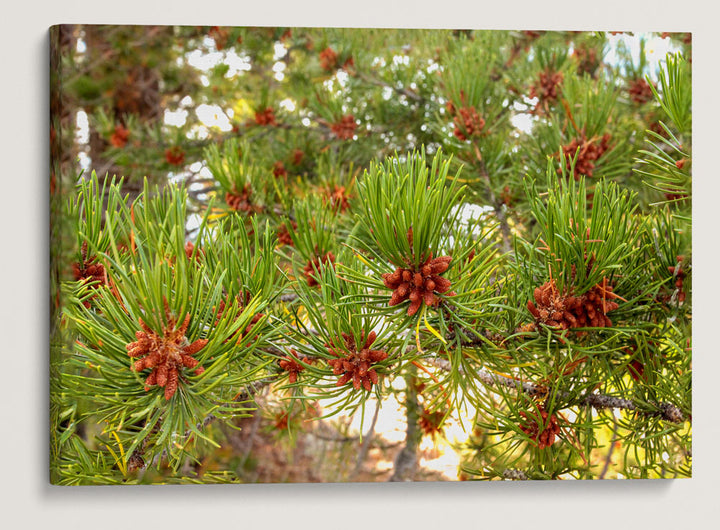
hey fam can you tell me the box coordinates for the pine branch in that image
[427,358,687,423]
[353,70,424,103]
[502,468,529,480]
[350,400,381,480]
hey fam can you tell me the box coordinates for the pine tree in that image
[50,26,692,484]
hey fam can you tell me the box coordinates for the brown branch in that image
[427,358,687,423]
[502,468,529,480]
[350,400,381,480]
[390,369,421,482]
[354,70,424,103]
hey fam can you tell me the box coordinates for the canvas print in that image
[49,25,692,484]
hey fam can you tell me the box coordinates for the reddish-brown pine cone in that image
[184,241,205,262]
[452,106,485,141]
[110,124,130,148]
[274,411,290,430]
[73,243,108,307]
[278,350,310,384]
[319,47,338,71]
[628,78,654,105]
[291,148,305,166]
[667,256,687,303]
[628,358,645,381]
[208,26,229,50]
[73,261,107,287]
[325,330,388,391]
[572,45,600,77]
[272,160,288,178]
[520,408,561,449]
[164,146,185,166]
[225,184,257,213]
[328,185,350,212]
[126,311,207,400]
[419,408,445,437]
[529,70,563,112]
[558,133,611,180]
[277,221,297,246]
[254,107,277,126]
[382,255,453,316]
[304,252,336,287]
[524,277,620,332]
[216,295,264,344]
[330,115,357,140]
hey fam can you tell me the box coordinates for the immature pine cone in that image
[216,295,264,345]
[164,146,185,166]
[326,331,388,391]
[225,184,256,213]
[529,70,563,112]
[419,408,445,437]
[520,407,561,449]
[278,350,311,384]
[328,185,350,212]
[452,105,485,141]
[110,124,130,148]
[126,312,207,400]
[73,241,107,307]
[254,107,277,126]
[272,161,288,179]
[304,252,336,287]
[627,78,654,105]
[319,47,338,71]
[331,115,357,140]
[277,221,297,246]
[559,133,611,179]
[526,277,620,330]
[382,255,454,316]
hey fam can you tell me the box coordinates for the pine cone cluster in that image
[419,408,445,437]
[110,124,130,148]
[278,350,311,383]
[225,184,257,213]
[327,185,350,212]
[449,104,485,141]
[326,331,388,391]
[559,133,611,179]
[319,47,338,71]
[208,26,230,50]
[127,312,207,400]
[273,411,290,430]
[627,78,654,105]
[330,115,357,140]
[382,255,453,316]
[73,241,107,307]
[666,256,687,303]
[184,241,204,262]
[572,45,600,77]
[254,107,277,126]
[272,160,288,178]
[303,251,336,287]
[529,70,563,111]
[628,358,645,381]
[526,277,620,330]
[216,295,264,344]
[164,146,185,166]
[277,220,297,246]
[291,149,305,166]
[519,407,561,449]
